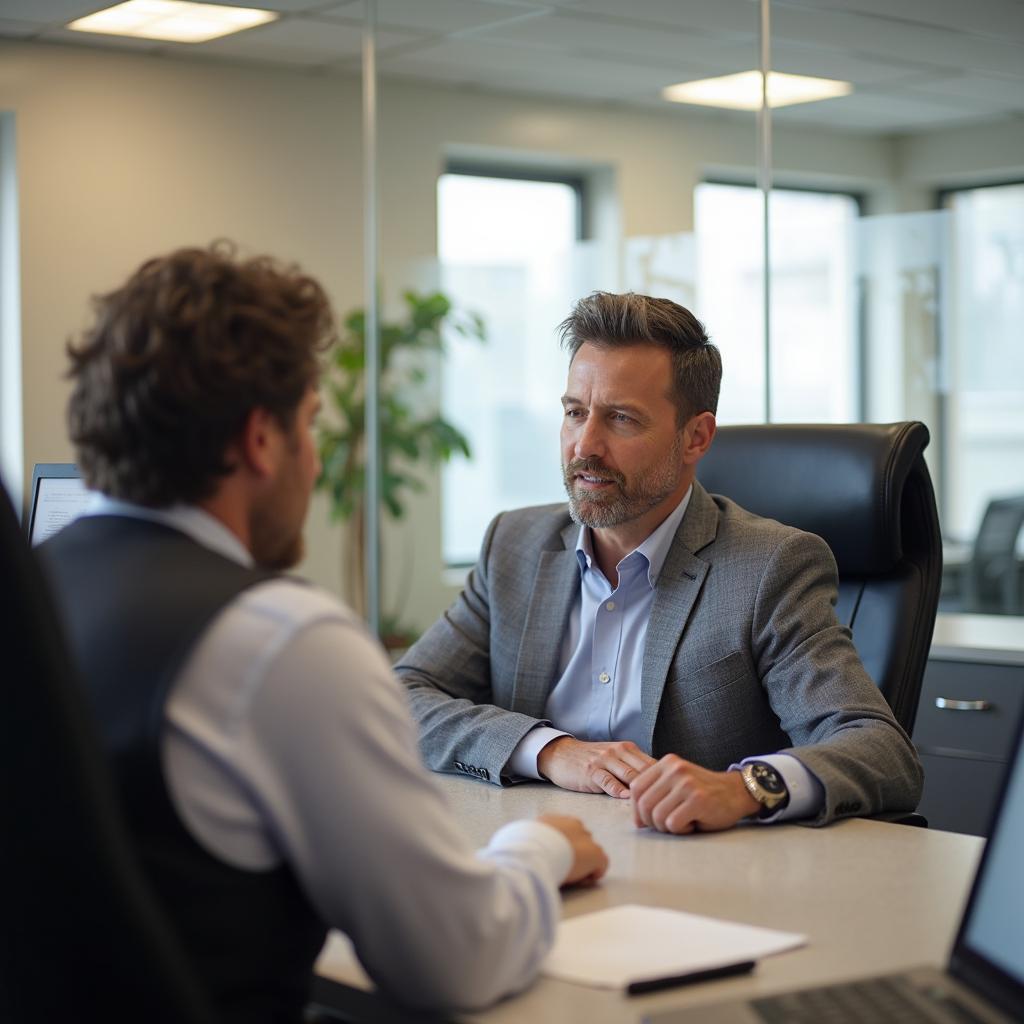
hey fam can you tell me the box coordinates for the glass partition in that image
[4,0,1019,632]
[382,0,768,620]
[764,1,1024,620]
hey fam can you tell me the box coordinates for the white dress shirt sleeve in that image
[165,589,573,1012]
[506,725,572,780]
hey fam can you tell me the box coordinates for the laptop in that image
[646,713,1024,1024]
[25,464,89,546]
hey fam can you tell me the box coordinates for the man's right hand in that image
[537,814,609,886]
[536,736,656,798]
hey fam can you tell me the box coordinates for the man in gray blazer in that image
[397,291,923,833]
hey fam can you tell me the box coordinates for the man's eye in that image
[612,412,633,423]
[564,408,583,418]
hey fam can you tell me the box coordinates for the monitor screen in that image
[27,465,90,546]
[961,725,1024,986]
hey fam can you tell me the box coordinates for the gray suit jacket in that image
[396,483,923,825]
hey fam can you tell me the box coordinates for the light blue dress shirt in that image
[507,487,824,823]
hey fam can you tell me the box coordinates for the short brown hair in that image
[558,291,721,424]
[67,241,335,506]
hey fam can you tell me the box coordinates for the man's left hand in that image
[631,755,761,834]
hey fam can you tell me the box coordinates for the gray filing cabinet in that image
[913,614,1024,836]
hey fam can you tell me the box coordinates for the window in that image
[694,182,861,424]
[941,183,1024,544]
[438,169,591,567]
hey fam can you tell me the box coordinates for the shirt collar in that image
[83,493,254,568]
[575,484,693,587]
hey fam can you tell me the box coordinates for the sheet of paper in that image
[542,903,806,989]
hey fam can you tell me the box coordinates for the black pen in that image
[627,959,756,996]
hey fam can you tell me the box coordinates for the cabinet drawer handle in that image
[935,698,993,712]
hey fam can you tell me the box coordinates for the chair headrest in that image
[697,422,931,575]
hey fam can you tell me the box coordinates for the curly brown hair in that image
[558,291,721,426]
[67,241,335,507]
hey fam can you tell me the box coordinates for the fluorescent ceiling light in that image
[67,1,277,43]
[662,71,852,110]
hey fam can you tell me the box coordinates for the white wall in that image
[2,40,1021,630]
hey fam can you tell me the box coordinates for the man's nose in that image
[575,416,606,460]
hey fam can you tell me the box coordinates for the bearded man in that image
[398,290,922,833]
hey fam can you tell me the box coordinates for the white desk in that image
[316,777,984,1023]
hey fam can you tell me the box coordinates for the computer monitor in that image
[949,705,1024,1016]
[26,464,90,546]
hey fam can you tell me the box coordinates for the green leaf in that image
[317,287,484,525]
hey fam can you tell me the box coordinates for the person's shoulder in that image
[488,502,574,554]
[494,501,571,534]
[709,492,827,557]
[234,576,364,633]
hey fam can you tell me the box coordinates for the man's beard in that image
[250,503,305,570]
[562,436,684,530]
[249,466,308,571]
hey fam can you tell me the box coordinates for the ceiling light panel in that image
[67,1,277,43]
[662,70,852,110]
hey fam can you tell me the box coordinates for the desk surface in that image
[316,777,984,1023]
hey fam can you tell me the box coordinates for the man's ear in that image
[681,412,717,466]
[236,407,279,479]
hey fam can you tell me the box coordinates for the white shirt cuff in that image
[479,819,574,889]
[729,753,824,823]
[506,726,571,780]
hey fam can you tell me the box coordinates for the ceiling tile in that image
[380,37,722,104]
[776,0,1024,47]
[551,0,761,36]
[706,39,931,84]
[193,16,419,64]
[470,10,755,66]
[0,18,41,39]
[901,72,1024,108]
[771,89,1007,132]
[0,1,109,23]
[771,4,1024,79]
[210,0,357,11]
[322,0,551,35]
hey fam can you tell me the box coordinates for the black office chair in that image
[964,494,1024,616]
[0,482,446,1024]
[697,422,942,736]
[0,481,219,1023]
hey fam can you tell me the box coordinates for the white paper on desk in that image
[542,904,806,989]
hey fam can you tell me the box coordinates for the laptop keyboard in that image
[751,976,988,1024]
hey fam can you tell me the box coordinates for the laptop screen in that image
[26,464,89,546]
[951,709,1024,1016]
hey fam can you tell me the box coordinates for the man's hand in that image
[631,754,760,834]
[537,736,656,798]
[537,814,609,886]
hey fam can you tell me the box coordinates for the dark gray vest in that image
[40,515,328,1024]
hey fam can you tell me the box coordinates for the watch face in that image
[750,762,786,796]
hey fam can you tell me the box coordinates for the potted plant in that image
[316,290,485,644]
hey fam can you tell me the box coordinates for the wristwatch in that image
[737,761,790,819]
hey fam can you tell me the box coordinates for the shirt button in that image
[605,600,616,611]
[598,671,611,684]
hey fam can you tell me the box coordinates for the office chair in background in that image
[964,494,1024,616]
[0,482,445,1024]
[697,422,942,737]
